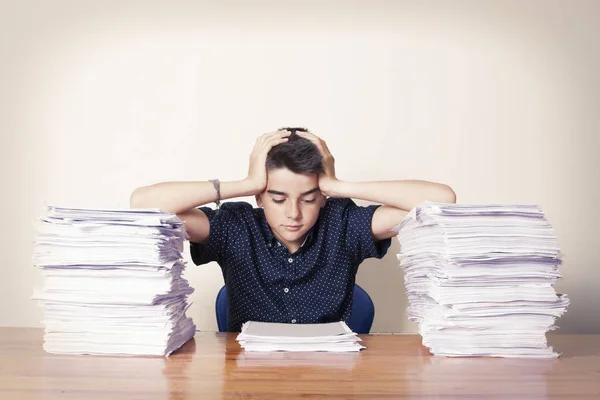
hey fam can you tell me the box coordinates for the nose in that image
[286,201,301,220]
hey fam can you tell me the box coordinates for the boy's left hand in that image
[295,131,338,196]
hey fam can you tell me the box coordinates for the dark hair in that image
[266,127,324,174]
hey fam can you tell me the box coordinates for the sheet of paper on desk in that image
[237,321,365,352]
[393,202,570,359]
[32,206,196,357]
[236,349,361,369]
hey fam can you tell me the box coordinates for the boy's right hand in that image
[246,130,291,194]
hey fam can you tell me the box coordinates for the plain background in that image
[1,0,598,333]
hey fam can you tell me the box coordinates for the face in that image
[256,168,326,251]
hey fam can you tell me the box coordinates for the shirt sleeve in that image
[337,198,392,263]
[189,202,251,266]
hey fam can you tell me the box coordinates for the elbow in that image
[442,184,457,204]
[130,187,147,209]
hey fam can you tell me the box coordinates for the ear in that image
[319,193,327,208]
[256,193,263,207]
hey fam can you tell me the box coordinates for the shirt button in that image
[291,319,297,323]
[288,258,293,263]
[267,243,272,248]
[283,288,289,293]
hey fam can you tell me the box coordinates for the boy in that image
[130,128,456,331]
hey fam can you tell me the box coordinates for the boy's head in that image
[265,127,324,175]
[257,127,326,252]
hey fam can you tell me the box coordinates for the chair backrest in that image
[215,284,375,334]
[350,284,376,334]
[215,285,228,332]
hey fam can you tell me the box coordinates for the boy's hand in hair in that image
[247,130,291,194]
[295,131,339,197]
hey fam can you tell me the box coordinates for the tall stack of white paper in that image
[394,203,569,358]
[237,321,364,352]
[33,206,196,356]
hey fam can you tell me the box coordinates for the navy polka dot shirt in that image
[190,198,391,332]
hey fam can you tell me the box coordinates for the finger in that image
[319,140,332,156]
[295,131,325,150]
[295,131,329,155]
[255,130,290,148]
[258,134,290,153]
[266,135,290,146]
[263,131,291,146]
[294,130,319,142]
[258,130,289,142]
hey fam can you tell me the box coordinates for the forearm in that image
[326,180,456,211]
[130,179,259,214]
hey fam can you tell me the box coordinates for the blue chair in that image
[215,284,375,334]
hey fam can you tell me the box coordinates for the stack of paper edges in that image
[394,203,569,358]
[33,206,196,356]
[237,321,364,352]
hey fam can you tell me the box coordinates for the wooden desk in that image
[1,328,599,399]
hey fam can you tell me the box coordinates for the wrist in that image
[214,179,262,203]
[321,178,344,197]
[241,177,265,195]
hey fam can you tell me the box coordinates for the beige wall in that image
[1,0,598,333]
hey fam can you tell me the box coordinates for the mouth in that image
[283,225,303,231]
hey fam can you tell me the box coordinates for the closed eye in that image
[271,198,316,204]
